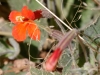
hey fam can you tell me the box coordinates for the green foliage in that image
[31,68,61,75]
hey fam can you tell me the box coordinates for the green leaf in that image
[7,0,43,11]
[83,16,100,48]
[31,68,61,75]
[7,0,27,11]
[62,59,72,75]
[81,0,95,28]
[58,49,71,67]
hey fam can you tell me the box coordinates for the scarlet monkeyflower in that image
[9,6,41,41]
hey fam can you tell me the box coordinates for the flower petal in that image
[33,10,42,20]
[27,22,40,40]
[12,23,27,41]
[43,48,62,71]
[21,6,35,20]
[9,11,21,24]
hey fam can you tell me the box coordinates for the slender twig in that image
[61,0,73,28]
[77,35,88,62]
[93,0,100,6]
[0,31,12,36]
[70,0,82,24]
[54,18,66,34]
[35,0,72,30]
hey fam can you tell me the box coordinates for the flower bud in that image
[43,29,78,71]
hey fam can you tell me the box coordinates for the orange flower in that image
[9,6,41,41]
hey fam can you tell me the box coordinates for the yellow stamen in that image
[16,16,25,22]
